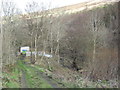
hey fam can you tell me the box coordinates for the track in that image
[30,66,65,88]
[20,62,65,88]
[20,69,28,88]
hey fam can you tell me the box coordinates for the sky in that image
[1,0,118,13]
[12,0,92,12]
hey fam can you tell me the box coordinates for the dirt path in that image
[20,69,28,88]
[20,62,65,88]
[30,66,65,88]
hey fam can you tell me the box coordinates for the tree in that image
[2,0,21,65]
[0,0,3,88]
[25,1,51,64]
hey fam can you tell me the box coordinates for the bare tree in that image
[0,0,3,88]
[25,1,38,63]
[25,1,50,64]
[2,0,21,65]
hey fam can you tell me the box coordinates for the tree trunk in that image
[90,12,98,80]
[30,36,33,64]
[8,40,11,64]
[0,9,3,88]
[93,36,96,63]
[35,34,37,63]
[50,27,53,55]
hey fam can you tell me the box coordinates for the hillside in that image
[1,0,119,88]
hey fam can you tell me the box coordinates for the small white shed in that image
[20,46,30,53]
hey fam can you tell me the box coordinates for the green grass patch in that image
[5,80,19,88]
[2,65,20,88]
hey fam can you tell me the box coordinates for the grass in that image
[3,60,117,88]
[2,66,20,88]
[3,60,53,88]
[30,64,46,73]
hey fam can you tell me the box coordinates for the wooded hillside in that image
[1,1,119,88]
